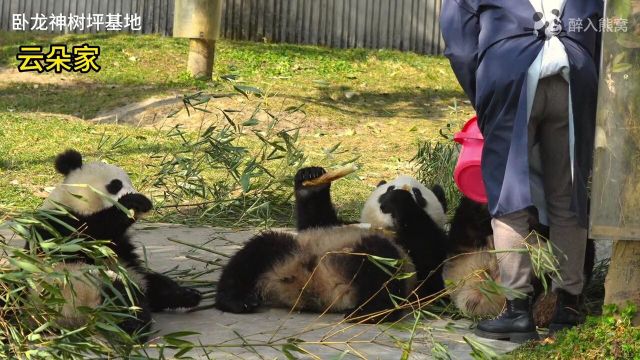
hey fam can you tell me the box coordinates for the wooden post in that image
[604,241,640,325]
[187,38,215,79]
[589,1,640,324]
[173,0,223,80]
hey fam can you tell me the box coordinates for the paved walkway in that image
[1,223,519,359]
[134,224,518,359]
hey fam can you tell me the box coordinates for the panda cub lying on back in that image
[27,150,202,338]
[215,167,448,323]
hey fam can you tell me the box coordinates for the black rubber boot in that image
[548,289,583,335]
[474,296,539,343]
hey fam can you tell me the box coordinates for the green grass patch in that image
[0,31,469,121]
[0,108,362,227]
[1,32,205,118]
[511,304,640,360]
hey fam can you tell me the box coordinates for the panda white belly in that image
[34,261,147,328]
[258,250,359,312]
[442,248,505,317]
[257,226,415,313]
[50,263,102,328]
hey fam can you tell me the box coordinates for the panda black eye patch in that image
[106,179,123,195]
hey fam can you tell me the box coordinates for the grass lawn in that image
[0,31,469,121]
[0,31,472,225]
[511,305,640,360]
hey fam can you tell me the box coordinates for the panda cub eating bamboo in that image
[215,166,449,323]
[26,149,202,339]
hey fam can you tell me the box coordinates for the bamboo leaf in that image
[234,84,264,98]
[242,118,259,126]
[9,259,41,273]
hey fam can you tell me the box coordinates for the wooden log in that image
[604,240,640,325]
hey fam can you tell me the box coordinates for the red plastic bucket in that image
[453,116,488,204]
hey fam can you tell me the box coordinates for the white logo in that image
[532,9,562,39]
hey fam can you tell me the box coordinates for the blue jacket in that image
[441,0,603,227]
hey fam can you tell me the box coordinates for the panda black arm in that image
[448,197,493,252]
[379,189,447,297]
[29,207,131,252]
[30,213,83,248]
[30,194,152,258]
[216,231,298,313]
[344,235,408,323]
[294,167,342,230]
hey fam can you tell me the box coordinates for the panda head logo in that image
[532,9,562,39]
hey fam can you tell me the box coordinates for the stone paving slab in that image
[131,224,518,359]
[1,223,519,359]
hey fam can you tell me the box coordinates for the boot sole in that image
[474,328,539,344]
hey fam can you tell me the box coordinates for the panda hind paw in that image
[215,292,260,314]
[294,166,327,190]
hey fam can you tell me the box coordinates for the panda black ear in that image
[533,12,543,21]
[551,9,560,16]
[376,180,387,187]
[55,149,83,175]
[431,185,448,213]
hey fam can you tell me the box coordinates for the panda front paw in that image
[379,188,415,215]
[118,193,153,214]
[294,166,328,190]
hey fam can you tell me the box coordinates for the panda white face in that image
[360,175,447,230]
[42,150,142,216]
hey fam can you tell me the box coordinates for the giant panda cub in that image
[27,149,202,338]
[442,196,595,326]
[215,167,448,323]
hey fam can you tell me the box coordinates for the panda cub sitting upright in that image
[443,196,595,326]
[215,167,448,323]
[28,149,202,338]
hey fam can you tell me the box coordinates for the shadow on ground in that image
[0,82,185,118]
[291,83,465,121]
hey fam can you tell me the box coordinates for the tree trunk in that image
[604,240,640,325]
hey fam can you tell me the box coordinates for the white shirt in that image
[530,0,570,80]
[526,0,573,226]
